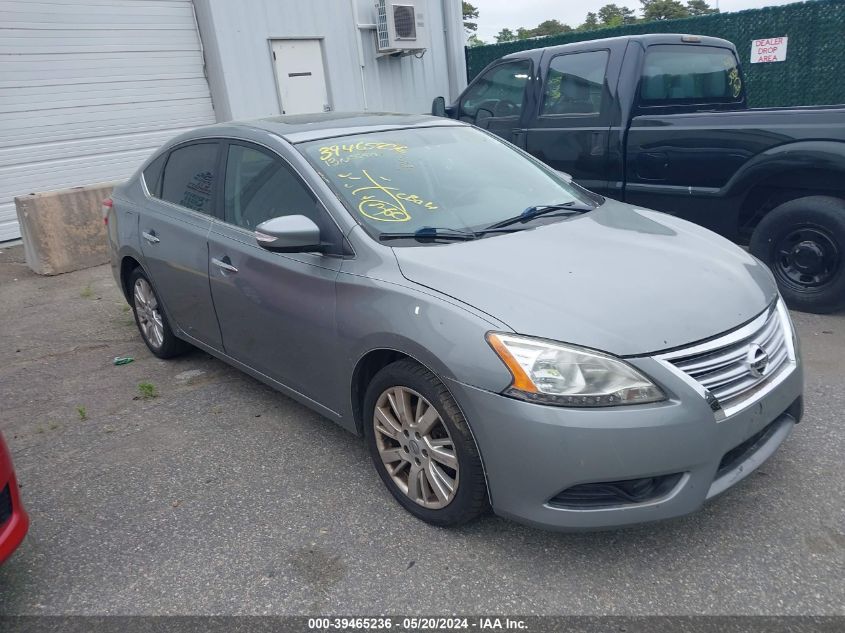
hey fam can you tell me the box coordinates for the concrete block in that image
[15,182,116,275]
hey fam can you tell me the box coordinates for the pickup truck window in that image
[641,45,742,105]
[460,60,531,119]
[542,50,609,116]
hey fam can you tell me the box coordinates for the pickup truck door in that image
[623,44,750,235]
[457,59,532,147]
[523,48,618,197]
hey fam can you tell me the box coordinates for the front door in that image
[207,141,346,411]
[139,141,223,349]
[271,39,330,115]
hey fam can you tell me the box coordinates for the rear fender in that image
[723,140,845,199]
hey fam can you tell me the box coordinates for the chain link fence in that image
[465,0,845,108]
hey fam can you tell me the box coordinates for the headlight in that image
[486,333,666,407]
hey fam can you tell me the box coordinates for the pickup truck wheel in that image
[750,196,845,314]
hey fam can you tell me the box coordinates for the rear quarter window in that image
[640,45,743,105]
[142,153,167,198]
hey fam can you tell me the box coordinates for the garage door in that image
[0,0,216,242]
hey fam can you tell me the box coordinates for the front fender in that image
[335,273,515,424]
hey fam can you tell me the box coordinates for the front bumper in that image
[446,352,803,530]
[0,470,30,564]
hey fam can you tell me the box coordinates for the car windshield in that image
[297,125,595,241]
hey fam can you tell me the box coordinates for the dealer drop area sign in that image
[751,37,788,63]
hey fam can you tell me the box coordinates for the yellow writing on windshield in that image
[728,67,742,98]
[339,171,439,222]
[319,141,408,167]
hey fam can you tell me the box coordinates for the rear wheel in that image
[750,196,845,314]
[363,359,488,527]
[128,268,190,359]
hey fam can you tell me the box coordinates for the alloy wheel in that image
[373,386,459,509]
[133,278,164,349]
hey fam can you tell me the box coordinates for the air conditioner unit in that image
[375,0,429,55]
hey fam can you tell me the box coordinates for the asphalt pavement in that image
[0,243,842,615]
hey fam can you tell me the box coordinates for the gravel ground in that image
[0,243,842,615]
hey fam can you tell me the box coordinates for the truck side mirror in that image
[431,96,447,117]
[474,108,494,129]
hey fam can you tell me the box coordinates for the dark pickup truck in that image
[433,34,845,313]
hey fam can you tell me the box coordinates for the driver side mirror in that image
[255,215,324,253]
[431,96,447,118]
[474,108,494,129]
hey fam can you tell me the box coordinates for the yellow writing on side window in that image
[319,141,408,165]
[339,171,439,222]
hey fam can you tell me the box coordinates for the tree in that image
[514,20,572,40]
[686,0,719,16]
[531,19,572,37]
[494,28,517,43]
[577,12,600,31]
[640,0,690,21]
[466,33,486,47]
[598,4,637,27]
[462,1,479,33]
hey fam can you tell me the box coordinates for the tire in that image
[128,267,190,359]
[363,359,488,527]
[750,195,845,314]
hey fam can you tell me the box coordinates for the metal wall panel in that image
[0,0,216,241]
[193,0,467,122]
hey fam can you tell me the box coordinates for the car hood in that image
[393,200,778,356]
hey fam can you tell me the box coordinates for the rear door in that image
[457,59,532,146]
[206,141,345,409]
[139,141,223,349]
[524,49,617,196]
[624,44,747,232]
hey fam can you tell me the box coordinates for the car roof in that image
[499,33,736,61]
[194,112,465,144]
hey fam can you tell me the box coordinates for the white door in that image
[0,0,216,242]
[271,39,330,115]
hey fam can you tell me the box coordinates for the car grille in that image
[659,302,793,415]
[0,484,11,526]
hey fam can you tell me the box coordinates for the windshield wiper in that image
[379,227,480,242]
[379,226,521,243]
[484,201,593,231]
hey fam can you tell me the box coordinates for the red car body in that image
[0,431,29,564]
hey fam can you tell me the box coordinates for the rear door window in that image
[542,51,609,116]
[160,143,219,215]
[640,45,743,105]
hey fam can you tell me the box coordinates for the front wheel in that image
[363,359,488,527]
[750,195,845,314]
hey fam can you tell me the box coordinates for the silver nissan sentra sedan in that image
[106,113,803,530]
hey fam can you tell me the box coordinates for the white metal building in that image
[0,0,466,242]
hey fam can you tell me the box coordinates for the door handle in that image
[211,257,238,274]
[142,231,160,244]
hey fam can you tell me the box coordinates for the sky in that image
[470,0,799,42]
